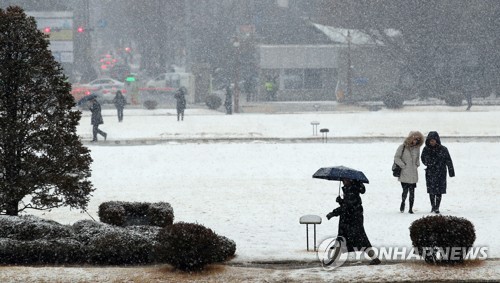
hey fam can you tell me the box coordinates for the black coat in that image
[112,92,127,109]
[327,182,372,252]
[421,131,455,194]
[174,88,187,111]
[89,101,103,125]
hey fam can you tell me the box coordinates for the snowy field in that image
[11,104,500,282]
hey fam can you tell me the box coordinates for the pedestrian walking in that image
[112,90,126,122]
[421,131,455,214]
[174,86,187,121]
[393,131,424,213]
[89,98,107,142]
[326,178,381,265]
[224,85,233,115]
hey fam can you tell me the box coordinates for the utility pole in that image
[347,30,352,99]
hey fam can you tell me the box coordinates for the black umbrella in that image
[312,166,369,184]
[313,166,369,196]
[77,93,97,106]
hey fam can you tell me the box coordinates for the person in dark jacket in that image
[89,98,107,142]
[174,87,187,121]
[326,178,381,265]
[421,131,455,213]
[112,90,127,122]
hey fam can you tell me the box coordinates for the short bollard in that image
[320,128,329,143]
[299,215,322,251]
[311,121,320,136]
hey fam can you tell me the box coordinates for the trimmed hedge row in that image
[98,201,174,227]
[0,208,236,269]
[410,215,476,264]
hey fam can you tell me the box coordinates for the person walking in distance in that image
[174,87,187,121]
[421,131,455,214]
[112,90,126,122]
[393,131,424,213]
[89,97,107,142]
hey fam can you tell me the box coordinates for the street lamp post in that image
[346,30,352,98]
[233,38,241,113]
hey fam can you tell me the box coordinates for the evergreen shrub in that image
[382,90,405,109]
[98,201,174,227]
[410,215,476,264]
[155,222,236,271]
[144,100,158,109]
[205,95,222,110]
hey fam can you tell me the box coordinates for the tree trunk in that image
[5,200,19,216]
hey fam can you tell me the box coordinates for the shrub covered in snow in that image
[72,220,160,265]
[0,215,74,240]
[382,90,404,109]
[98,201,174,227]
[0,238,84,264]
[155,222,236,271]
[205,94,222,110]
[410,215,476,264]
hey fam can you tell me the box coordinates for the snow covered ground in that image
[12,104,500,282]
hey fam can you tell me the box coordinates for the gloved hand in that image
[326,212,334,220]
[336,196,343,204]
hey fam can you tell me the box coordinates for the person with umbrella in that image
[112,90,126,122]
[89,97,107,142]
[314,166,381,265]
[421,131,455,213]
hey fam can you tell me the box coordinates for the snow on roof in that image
[312,23,401,45]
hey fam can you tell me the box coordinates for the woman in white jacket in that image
[394,131,424,213]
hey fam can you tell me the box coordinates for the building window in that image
[304,69,323,89]
[283,69,303,89]
[283,69,325,90]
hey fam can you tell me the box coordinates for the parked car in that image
[86,78,125,89]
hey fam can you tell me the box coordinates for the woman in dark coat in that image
[174,87,187,121]
[112,90,126,122]
[421,131,455,213]
[326,178,380,265]
[89,98,107,142]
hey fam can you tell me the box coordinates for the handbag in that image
[392,146,405,177]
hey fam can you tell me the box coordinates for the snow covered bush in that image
[0,238,84,264]
[0,215,73,240]
[98,201,174,227]
[97,202,126,226]
[382,90,405,109]
[205,95,222,110]
[443,91,464,106]
[143,100,158,109]
[410,215,476,264]
[72,220,160,265]
[155,222,236,271]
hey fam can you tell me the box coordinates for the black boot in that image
[429,194,436,213]
[408,189,414,214]
[400,202,405,213]
[435,194,442,214]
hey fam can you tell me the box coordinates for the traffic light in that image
[43,27,51,33]
[77,26,85,33]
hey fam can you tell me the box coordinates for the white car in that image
[82,78,126,104]
[86,78,125,89]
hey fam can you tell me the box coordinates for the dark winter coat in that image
[174,87,187,112]
[421,131,455,194]
[89,100,103,125]
[112,91,127,109]
[327,182,373,252]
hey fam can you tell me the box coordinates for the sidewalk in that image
[77,103,500,144]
